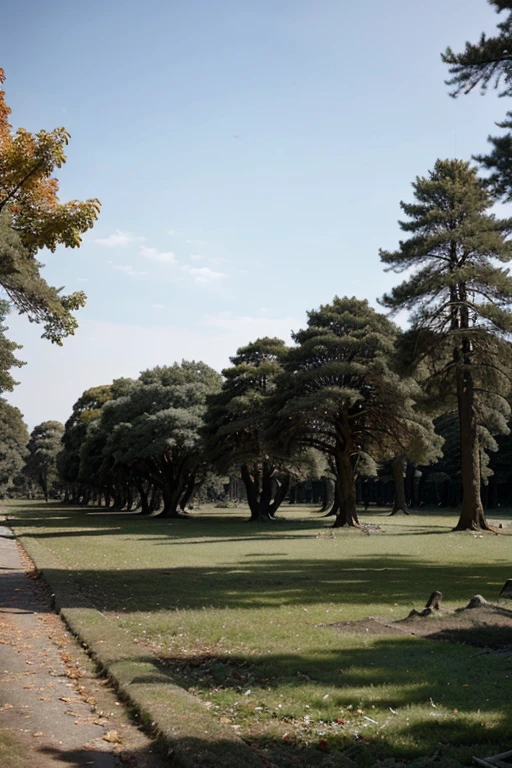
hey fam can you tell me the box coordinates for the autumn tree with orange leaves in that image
[0,67,101,343]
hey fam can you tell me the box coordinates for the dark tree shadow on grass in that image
[34,555,511,613]
[87,639,511,767]
[156,638,511,767]
[7,502,489,544]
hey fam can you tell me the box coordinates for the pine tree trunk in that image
[269,474,290,517]
[390,456,410,515]
[319,477,334,512]
[405,463,416,508]
[453,361,491,531]
[135,481,152,515]
[155,484,181,518]
[324,480,339,516]
[241,463,276,521]
[332,449,360,527]
[179,474,196,512]
[241,464,260,520]
[149,486,161,511]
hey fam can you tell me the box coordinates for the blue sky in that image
[2,0,508,428]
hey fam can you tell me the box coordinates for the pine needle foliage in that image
[269,297,439,528]
[204,337,320,521]
[442,2,512,201]
[442,1,512,97]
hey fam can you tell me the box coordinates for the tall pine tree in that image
[269,297,439,527]
[380,158,512,531]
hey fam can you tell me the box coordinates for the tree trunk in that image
[319,477,334,512]
[149,486,161,511]
[332,449,360,527]
[269,474,291,517]
[405,463,416,508]
[179,473,196,512]
[323,480,339,516]
[453,358,491,531]
[135,481,152,515]
[389,456,410,515]
[241,463,277,521]
[154,482,185,518]
[125,484,133,511]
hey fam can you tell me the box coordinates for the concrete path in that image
[0,531,168,768]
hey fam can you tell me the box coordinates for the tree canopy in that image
[0,68,100,342]
[204,337,322,521]
[0,298,23,394]
[442,2,512,201]
[25,420,64,501]
[442,1,512,97]
[268,297,439,527]
[0,399,28,497]
[97,361,222,517]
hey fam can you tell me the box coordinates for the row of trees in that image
[55,158,512,531]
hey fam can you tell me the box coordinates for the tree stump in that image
[466,594,488,609]
[425,591,443,611]
[499,579,512,599]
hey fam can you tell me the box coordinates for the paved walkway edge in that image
[13,533,265,768]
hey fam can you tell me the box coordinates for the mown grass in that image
[0,730,32,768]
[5,501,512,767]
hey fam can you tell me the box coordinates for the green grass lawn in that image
[4,501,512,767]
[0,730,32,768]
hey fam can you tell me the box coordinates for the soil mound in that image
[330,603,512,650]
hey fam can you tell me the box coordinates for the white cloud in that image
[189,254,230,267]
[140,245,178,264]
[151,304,166,310]
[77,277,89,283]
[167,229,176,235]
[211,256,230,266]
[94,230,145,247]
[109,263,147,277]
[185,238,210,247]
[182,265,227,283]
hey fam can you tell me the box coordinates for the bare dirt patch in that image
[329,604,512,650]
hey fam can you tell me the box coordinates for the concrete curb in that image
[14,533,265,768]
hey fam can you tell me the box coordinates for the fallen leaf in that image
[103,730,122,744]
